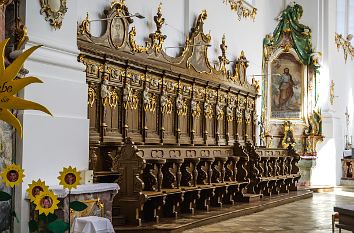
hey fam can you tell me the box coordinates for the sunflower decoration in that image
[58,166,81,190]
[0,163,24,188]
[26,179,49,202]
[0,38,52,138]
[34,189,59,216]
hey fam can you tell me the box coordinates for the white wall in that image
[15,0,89,232]
[289,0,354,186]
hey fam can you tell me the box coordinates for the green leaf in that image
[0,191,11,201]
[47,219,69,233]
[47,213,58,223]
[28,220,38,232]
[69,201,88,212]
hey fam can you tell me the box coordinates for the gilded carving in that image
[216,104,224,120]
[109,88,119,109]
[143,87,156,112]
[224,0,257,21]
[218,34,230,75]
[176,93,188,116]
[39,0,68,29]
[123,83,139,110]
[129,26,149,53]
[204,101,213,119]
[236,107,243,123]
[149,3,167,54]
[335,33,354,63]
[160,90,173,114]
[191,100,201,118]
[281,121,295,149]
[79,13,91,36]
[88,83,96,108]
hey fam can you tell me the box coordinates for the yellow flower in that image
[26,179,49,202]
[0,38,52,138]
[58,166,81,190]
[34,189,59,216]
[0,163,24,188]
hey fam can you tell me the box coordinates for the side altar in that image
[77,1,305,231]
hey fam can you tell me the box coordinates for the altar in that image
[28,183,119,227]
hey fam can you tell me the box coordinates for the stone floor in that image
[184,191,354,233]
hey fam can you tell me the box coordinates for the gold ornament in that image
[58,166,81,190]
[0,39,52,138]
[34,189,60,216]
[0,163,24,188]
[26,179,49,202]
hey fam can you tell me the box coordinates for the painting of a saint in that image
[270,53,302,119]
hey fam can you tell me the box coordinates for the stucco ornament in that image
[40,0,68,29]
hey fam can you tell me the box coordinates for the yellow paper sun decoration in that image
[0,38,52,138]
[26,179,49,202]
[58,166,81,190]
[34,189,60,216]
[0,163,24,188]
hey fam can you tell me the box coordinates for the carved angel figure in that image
[101,77,110,100]
[176,93,183,110]
[143,87,150,105]
[123,83,132,103]
[160,90,168,107]
[226,105,233,117]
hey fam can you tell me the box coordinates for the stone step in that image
[238,193,262,203]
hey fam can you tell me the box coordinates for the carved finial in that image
[218,34,230,75]
[154,2,165,33]
[79,12,91,36]
[149,2,166,54]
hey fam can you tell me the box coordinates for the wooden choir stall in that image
[77,2,303,231]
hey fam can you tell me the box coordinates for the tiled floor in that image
[184,192,354,233]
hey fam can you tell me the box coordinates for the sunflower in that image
[0,38,52,138]
[0,163,24,188]
[26,179,49,202]
[58,166,81,190]
[34,189,60,216]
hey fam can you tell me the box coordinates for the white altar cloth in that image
[49,183,119,198]
[73,216,115,233]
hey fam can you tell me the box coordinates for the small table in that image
[73,216,115,233]
[333,205,354,232]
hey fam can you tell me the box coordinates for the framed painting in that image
[270,52,304,120]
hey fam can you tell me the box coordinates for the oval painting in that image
[48,0,61,12]
[110,17,125,48]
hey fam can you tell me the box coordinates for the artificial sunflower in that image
[34,189,60,216]
[26,179,49,202]
[0,38,52,138]
[0,163,24,188]
[58,166,81,190]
